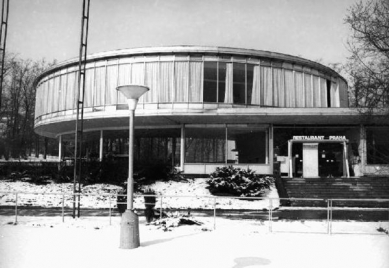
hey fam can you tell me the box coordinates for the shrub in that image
[143,188,157,223]
[136,160,185,182]
[207,166,274,197]
[0,162,59,184]
[166,166,185,182]
[143,188,157,206]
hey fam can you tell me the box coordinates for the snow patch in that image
[0,179,279,209]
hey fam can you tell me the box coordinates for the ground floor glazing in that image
[56,125,389,177]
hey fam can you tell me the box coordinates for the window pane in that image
[134,128,181,166]
[52,76,60,112]
[295,72,304,107]
[185,127,225,163]
[203,62,217,102]
[159,62,174,102]
[367,128,389,164]
[189,62,203,102]
[218,62,227,103]
[95,67,105,106]
[285,70,294,107]
[144,62,159,103]
[246,64,254,104]
[175,61,189,102]
[233,63,246,104]
[227,127,267,164]
[102,130,129,156]
[106,65,118,105]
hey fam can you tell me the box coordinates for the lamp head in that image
[116,85,150,110]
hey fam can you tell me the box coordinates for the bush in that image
[207,166,274,197]
[135,160,185,182]
[143,188,157,223]
[0,162,59,184]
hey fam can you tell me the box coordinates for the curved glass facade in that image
[33,47,354,175]
[35,51,349,122]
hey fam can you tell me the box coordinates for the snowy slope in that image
[0,179,279,210]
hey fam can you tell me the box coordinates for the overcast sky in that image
[7,0,364,66]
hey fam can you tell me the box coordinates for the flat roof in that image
[35,45,347,86]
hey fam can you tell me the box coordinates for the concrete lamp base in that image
[119,210,140,249]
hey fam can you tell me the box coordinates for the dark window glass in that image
[227,127,267,164]
[233,63,246,104]
[218,62,227,103]
[134,128,181,166]
[246,64,254,104]
[185,127,225,163]
[367,128,389,164]
[203,62,217,102]
[326,79,332,107]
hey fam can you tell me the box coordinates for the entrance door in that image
[319,143,343,177]
[291,143,303,177]
[303,143,319,177]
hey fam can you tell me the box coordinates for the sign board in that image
[292,136,346,141]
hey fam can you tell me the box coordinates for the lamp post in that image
[117,85,149,249]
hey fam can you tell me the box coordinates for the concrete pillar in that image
[343,141,350,178]
[99,130,103,161]
[269,125,274,171]
[180,125,185,171]
[58,135,62,161]
[288,140,293,178]
[266,128,270,165]
[359,124,366,175]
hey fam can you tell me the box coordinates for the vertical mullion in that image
[103,60,108,108]
[270,65,274,106]
[216,61,219,103]
[225,125,228,165]
[171,58,174,105]
[116,59,120,106]
[92,62,96,108]
[186,57,189,103]
[302,72,305,107]
[245,62,247,105]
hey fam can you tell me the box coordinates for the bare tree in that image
[344,0,389,172]
[0,55,55,159]
[344,0,389,121]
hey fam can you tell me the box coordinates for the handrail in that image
[1,192,388,236]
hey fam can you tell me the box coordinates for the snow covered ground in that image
[1,180,389,268]
[0,216,388,268]
[0,179,280,210]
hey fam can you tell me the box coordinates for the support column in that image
[99,130,103,161]
[343,141,350,178]
[180,125,185,171]
[288,140,293,178]
[58,135,62,161]
[359,124,366,175]
[268,125,274,170]
[266,128,270,165]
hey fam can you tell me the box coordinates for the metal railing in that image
[0,191,388,235]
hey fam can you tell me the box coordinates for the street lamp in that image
[117,85,149,249]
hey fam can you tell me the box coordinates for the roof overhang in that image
[34,107,386,138]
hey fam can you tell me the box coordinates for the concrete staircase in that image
[280,177,389,207]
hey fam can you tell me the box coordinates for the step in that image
[280,177,389,207]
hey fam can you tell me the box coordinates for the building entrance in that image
[290,143,303,177]
[287,137,350,178]
[319,143,344,177]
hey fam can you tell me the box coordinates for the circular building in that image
[34,46,387,177]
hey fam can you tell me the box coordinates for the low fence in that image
[0,191,388,235]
